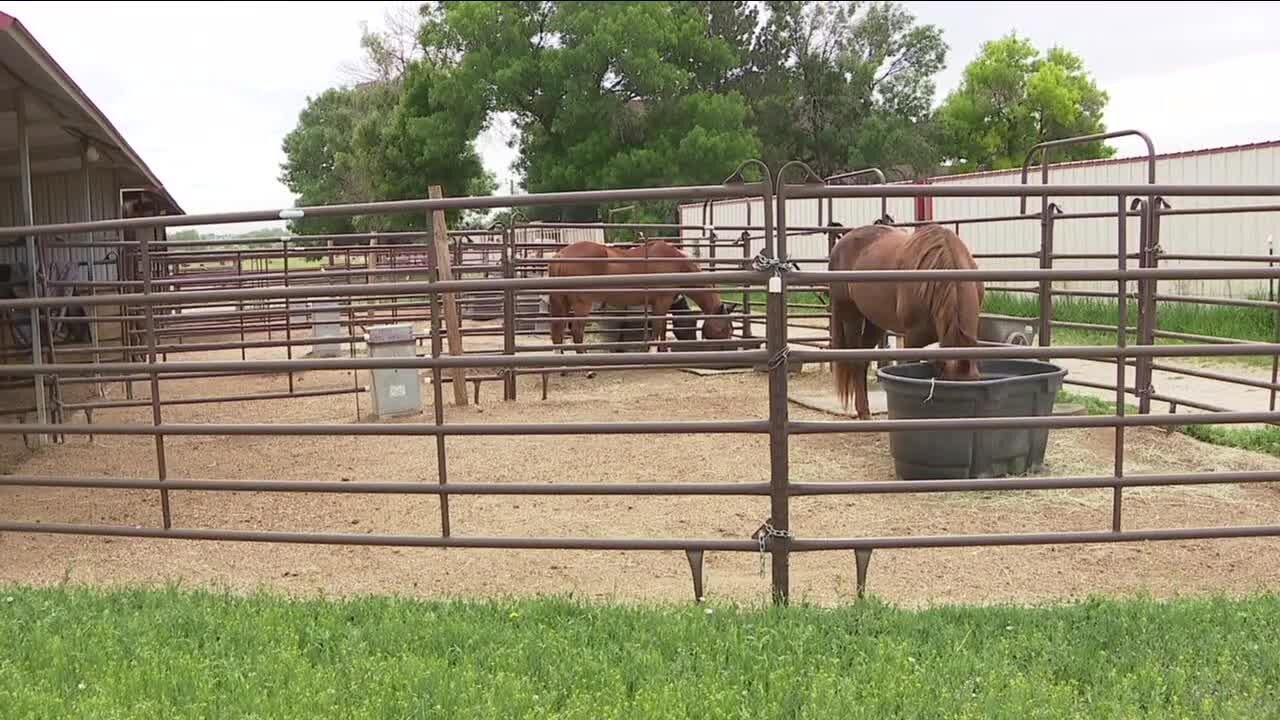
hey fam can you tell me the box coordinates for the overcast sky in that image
[6,1,1280,233]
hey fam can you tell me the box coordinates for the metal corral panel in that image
[685,194,917,268]
[928,143,1280,298]
[514,223,605,252]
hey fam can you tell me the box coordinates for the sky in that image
[5,1,1280,233]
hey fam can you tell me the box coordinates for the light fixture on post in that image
[84,143,101,163]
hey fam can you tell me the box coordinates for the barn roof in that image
[925,138,1280,184]
[0,11,182,215]
[678,137,1280,212]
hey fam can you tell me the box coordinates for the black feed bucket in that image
[876,360,1068,480]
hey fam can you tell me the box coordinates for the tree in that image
[339,5,424,85]
[279,8,493,237]
[423,1,761,223]
[741,1,947,179]
[278,88,362,236]
[936,33,1113,173]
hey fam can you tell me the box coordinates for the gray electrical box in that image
[310,299,345,358]
[366,323,422,418]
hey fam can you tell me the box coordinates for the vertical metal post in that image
[502,225,517,401]
[1037,206,1054,349]
[235,250,246,361]
[762,168,788,605]
[424,210,451,538]
[16,89,48,446]
[1113,196,1127,532]
[283,238,294,394]
[139,223,172,528]
[346,250,361,420]
[81,144,104,401]
[1136,199,1158,414]
[741,196,754,340]
[1270,236,1278,412]
[739,231,753,338]
[390,243,399,320]
[39,242,65,440]
[119,243,134,399]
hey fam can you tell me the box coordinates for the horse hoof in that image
[586,371,597,380]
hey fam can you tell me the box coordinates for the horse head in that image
[701,301,737,340]
[934,357,981,382]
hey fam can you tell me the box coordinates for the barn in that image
[0,10,182,288]
[681,139,1280,298]
[0,11,181,431]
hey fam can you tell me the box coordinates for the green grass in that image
[984,292,1277,368]
[1057,389,1136,417]
[1178,423,1280,457]
[1057,389,1280,459]
[3,585,1280,718]
[749,289,1279,339]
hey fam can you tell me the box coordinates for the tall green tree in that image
[936,33,1113,173]
[423,1,761,223]
[279,13,493,236]
[740,1,947,179]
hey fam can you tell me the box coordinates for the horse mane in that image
[907,225,981,346]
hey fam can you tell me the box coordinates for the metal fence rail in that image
[4,162,1280,604]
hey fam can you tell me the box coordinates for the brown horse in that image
[829,223,984,419]
[547,240,735,354]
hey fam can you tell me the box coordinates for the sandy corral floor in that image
[3,335,1280,609]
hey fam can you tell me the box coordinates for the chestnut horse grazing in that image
[829,223,984,419]
[547,240,735,354]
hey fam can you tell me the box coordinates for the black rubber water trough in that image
[876,359,1069,480]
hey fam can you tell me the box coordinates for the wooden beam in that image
[0,140,87,165]
[430,185,467,406]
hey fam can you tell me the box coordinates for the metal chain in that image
[753,520,795,576]
[750,252,798,275]
[768,345,791,371]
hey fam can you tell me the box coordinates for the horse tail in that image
[830,301,855,411]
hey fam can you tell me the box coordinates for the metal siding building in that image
[0,11,182,287]
[925,141,1280,297]
[679,141,1280,297]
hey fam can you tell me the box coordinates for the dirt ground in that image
[3,333,1280,609]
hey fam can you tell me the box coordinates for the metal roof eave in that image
[0,11,183,215]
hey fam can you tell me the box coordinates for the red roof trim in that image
[677,138,1280,212]
[927,138,1280,184]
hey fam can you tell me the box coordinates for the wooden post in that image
[430,185,468,406]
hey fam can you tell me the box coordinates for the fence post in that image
[1136,198,1160,414]
[739,230,753,338]
[1270,236,1278,412]
[423,205,451,538]
[1113,195,1128,532]
[1037,203,1055,350]
[283,238,294,394]
[139,226,171,529]
[502,224,517,401]
[764,162,790,605]
[429,186,468,407]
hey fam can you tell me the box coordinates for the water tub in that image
[875,359,1068,480]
